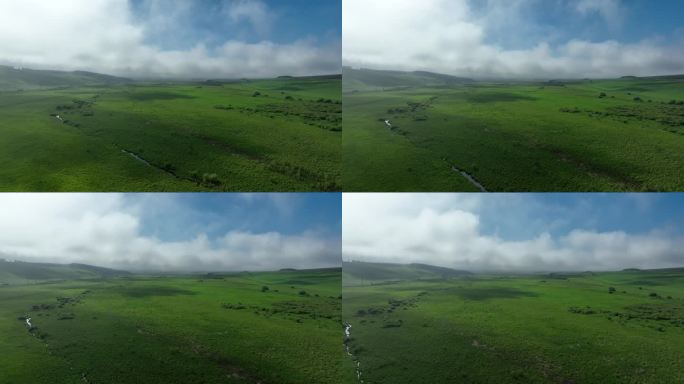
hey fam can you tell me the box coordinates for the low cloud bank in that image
[343,194,684,272]
[0,194,340,272]
[0,0,340,79]
[343,0,684,79]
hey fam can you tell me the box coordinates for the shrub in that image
[201,173,221,186]
[599,92,607,98]
[261,286,269,292]
[608,287,616,294]
[252,91,261,97]
[634,97,642,102]
[285,95,294,100]
[298,290,308,296]
[161,163,176,173]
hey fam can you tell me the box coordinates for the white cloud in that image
[343,0,684,79]
[0,0,340,79]
[575,0,624,29]
[343,194,684,272]
[0,194,339,272]
[225,0,275,36]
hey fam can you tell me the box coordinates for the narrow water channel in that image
[451,166,487,192]
[344,322,364,383]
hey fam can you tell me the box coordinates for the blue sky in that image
[344,193,684,272]
[476,193,684,241]
[474,0,684,50]
[130,0,341,50]
[130,193,341,242]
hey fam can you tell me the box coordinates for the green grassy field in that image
[0,76,341,191]
[344,72,684,191]
[344,266,684,383]
[0,268,342,383]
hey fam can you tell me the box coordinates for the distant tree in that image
[599,92,607,98]
[608,287,616,294]
[261,286,269,292]
[252,91,261,97]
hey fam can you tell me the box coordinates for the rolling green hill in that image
[0,65,131,91]
[344,74,684,191]
[344,267,684,383]
[343,67,472,92]
[0,76,341,191]
[1,268,341,383]
[343,261,471,286]
[0,259,131,285]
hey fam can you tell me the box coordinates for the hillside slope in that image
[343,261,471,286]
[0,65,131,91]
[0,259,131,285]
[343,67,472,92]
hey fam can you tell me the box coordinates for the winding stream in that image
[379,118,488,192]
[451,166,487,192]
[344,323,364,383]
[120,149,180,179]
[121,149,153,167]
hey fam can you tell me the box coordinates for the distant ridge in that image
[343,67,473,92]
[0,259,131,285]
[204,74,342,85]
[343,260,471,285]
[0,65,131,91]
[621,74,684,80]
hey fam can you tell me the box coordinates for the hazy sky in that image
[0,193,341,272]
[343,194,684,272]
[0,0,341,79]
[343,0,684,79]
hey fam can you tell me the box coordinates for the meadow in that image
[344,75,684,191]
[0,76,341,191]
[0,268,342,383]
[343,266,684,383]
